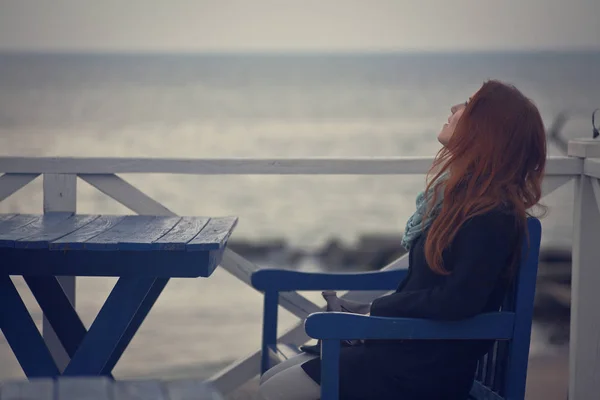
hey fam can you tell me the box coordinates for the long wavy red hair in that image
[424,80,547,274]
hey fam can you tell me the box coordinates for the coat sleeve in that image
[370,213,517,320]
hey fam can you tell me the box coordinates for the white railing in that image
[0,143,596,400]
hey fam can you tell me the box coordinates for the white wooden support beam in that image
[42,174,77,372]
[0,173,39,202]
[569,139,600,400]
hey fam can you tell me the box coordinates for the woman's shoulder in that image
[460,207,519,235]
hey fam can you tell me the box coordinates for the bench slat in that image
[0,379,54,400]
[114,380,166,400]
[152,217,210,250]
[16,215,100,249]
[186,217,238,251]
[164,380,223,400]
[50,215,127,250]
[56,377,113,400]
[84,216,181,250]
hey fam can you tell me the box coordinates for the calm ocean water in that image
[0,52,598,380]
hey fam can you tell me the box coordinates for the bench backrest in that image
[471,217,542,400]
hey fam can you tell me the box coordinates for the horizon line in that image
[0,47,599,56]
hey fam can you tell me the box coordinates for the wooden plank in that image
[0,213,16,222]
[164,380,223,400]
[0,173,39,202]
[584,157,600,179]
[50,215,127,250]
[541,175,572,198]
[79,174,176,216]
[570,174,600,399]
[0,213,71,248]
[43,174,76,213]
[113,381,166,400]
[186,217,238,251]
[0,379,54,400]
[56,377,112,400]
[591,178,600,215]
[0,156,579,176]
[15,215,99,249]
[0,214,41,233]
[152,217,210,250]
[84,216,181,250]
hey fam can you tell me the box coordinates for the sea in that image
[0,52,598,380]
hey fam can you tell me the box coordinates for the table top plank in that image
[56,377,112,400]
[186,217,238,251]
[152,216,210,250]
[0,214,72,248]
[15,215,100,249]
[0,379,54,400]
[50,215,127,250]
[0,214,43,236]
[84,216,182,251]
[113,381,166,400]
[0,213,16,223]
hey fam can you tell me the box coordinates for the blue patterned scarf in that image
[401,176,447,250]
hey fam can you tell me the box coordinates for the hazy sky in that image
[0,0,599,52]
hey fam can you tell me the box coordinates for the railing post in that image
[42,173,77,372]
[568,139,600,400]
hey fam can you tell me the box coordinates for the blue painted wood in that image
[0,213,72,247]
[186,217,238,251]
[49,215,127,250]
[24,276,88,359]
[260,290,279,374]
[320,339,340,400]
[0,214,39,232]
[16,215,100,249]
[0,275,60,377]
[0,248,218,277]
[0,213,16,223]
[152,217,210,250]
[251,269,408,291]
[305,312,515,340]
[63,276,162,375]
[84,216,182,251]
[101,278,169,375]
[255,217,541,400]
[503,218,542,399]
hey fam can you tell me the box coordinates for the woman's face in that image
[438,101,467,146]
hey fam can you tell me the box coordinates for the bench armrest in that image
[304,312,515,340]
[251,269,408,291]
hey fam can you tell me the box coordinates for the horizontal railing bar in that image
[0,156,582,176]
[584,158,600,179]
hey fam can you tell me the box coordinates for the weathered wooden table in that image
[0,377,223,400]
[0,213,237,378]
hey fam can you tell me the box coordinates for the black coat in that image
[301,210,520,400]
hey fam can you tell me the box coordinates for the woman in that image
[259,80,547,400]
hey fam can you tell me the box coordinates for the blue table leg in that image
[24,276,87,358]
[101,277,169,375]
[0,275,60,377]
[63,276,166,376]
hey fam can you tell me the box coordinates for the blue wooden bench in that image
[0,377,223,400]
[252,217,542,400]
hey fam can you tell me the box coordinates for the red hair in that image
[425,80,547,274]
